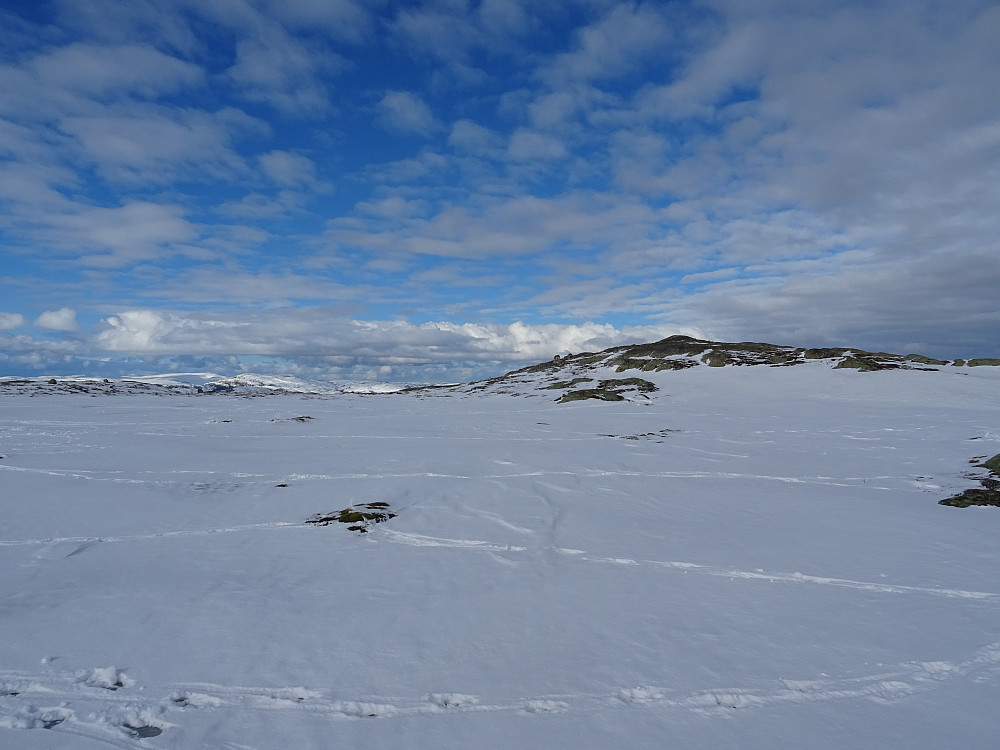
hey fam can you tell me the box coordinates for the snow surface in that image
[1,363,999,748]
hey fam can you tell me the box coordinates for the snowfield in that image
[1,362,999,748]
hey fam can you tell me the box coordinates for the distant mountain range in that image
[2,335,998,398]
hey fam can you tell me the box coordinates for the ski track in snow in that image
[2,641,999,745]
[0,461,902,491]
[2,523,995,602]
[0,521,301,549]
[379,529,999,602]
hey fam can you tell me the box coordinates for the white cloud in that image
[635,23,762,121]
[355,196,429,219]
[258,150,319,187]
[36,200,200,266]
[329,192,662,259]
[96,308,699,363]
[60,106,256,184]
[542,3,672,84]
[228,35,336,112]
[448,119,502,154]
[0,312,28,329]
[377,91,439,136]
[31,42,203,99]
[478,0,532,36]
[50,0,201,53]
[389,4,483,64]
[139,268,364,305]
[0,331,87,374]
[98,310,178,350]
[35,307,79,331]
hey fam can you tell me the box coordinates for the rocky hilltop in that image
[515,334,997,374]
[418,335,998,403]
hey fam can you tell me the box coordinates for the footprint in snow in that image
[425,693,480,709]
[617,686,666,704]
[124,723,163,738]
[522,699,569,714]
[79,666,128,691]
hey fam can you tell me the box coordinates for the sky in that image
[1,0,998,382]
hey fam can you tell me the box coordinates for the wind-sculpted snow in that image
[1,361,999,749]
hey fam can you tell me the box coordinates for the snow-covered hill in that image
[1,337,999,748]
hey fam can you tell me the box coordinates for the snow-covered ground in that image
[1,363,999,748]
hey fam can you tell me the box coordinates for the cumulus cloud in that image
[0,313,28,329]
[34,308,79,331]
[0,332,87,375]
[96,308,699,364]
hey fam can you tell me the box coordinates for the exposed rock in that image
[939,454,1000,508]
[557,378,657,404]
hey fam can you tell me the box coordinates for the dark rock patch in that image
[544,377,593,389]
[940,486,1000,508]
[940,454,1000,507]
[557,378,657,403]
[834,356,901,372]
[600,428,678,441]
[307,503,396,532]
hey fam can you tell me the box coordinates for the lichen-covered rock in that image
[981,454,1000,474]
[940,487,1000,508]
[905,354,948,365]
[804,347,850,359]
[701,350,731,367]
[834,356,899,372]
[557,388,624,403]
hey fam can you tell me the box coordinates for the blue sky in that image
[1,0,998,381]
